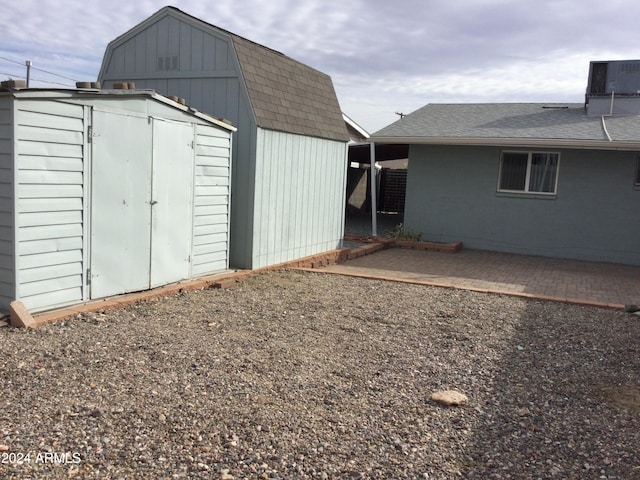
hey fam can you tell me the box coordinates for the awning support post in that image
[369,141,377,237]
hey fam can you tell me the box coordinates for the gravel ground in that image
[1,269,639,480]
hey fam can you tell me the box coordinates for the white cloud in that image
[2,0,640,131]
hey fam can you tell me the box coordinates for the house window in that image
[498,151,559,194]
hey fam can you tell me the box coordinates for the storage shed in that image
[0,87,235,313]
[98,6,349,269]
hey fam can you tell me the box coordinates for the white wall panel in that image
[253,129,347,268]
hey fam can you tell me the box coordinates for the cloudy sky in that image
[1,0,639,132]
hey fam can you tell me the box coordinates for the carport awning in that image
[348,143,409,163]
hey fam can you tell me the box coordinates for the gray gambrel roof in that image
[230,34,348,142]
[372,103,640,150]
[161,7,348,142]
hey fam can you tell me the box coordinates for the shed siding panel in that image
[18,100,83,119]
[19,156,83,171]
[20,261,81,284]
[404,145,640,265]
[14,100,85,311]
[19,287,82,312]
[0,97,14,308]
[19,224,83,242]
[19,197,83,213]
[253,130,347,268]
[19,237,82,256]
[17,141,83,159]
[17,110,83,131]
[191,124,231,275]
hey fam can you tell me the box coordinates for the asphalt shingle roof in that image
[231,35,348,142]
[372,103,640,147]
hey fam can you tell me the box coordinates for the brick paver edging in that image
[9,241,395,328]
[292,267,625,311]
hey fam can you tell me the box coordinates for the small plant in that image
[388,223,422,241]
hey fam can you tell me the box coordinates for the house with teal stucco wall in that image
[370,60,640,265]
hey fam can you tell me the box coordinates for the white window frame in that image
[497,150,560,195]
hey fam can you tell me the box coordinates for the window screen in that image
[498,151,559,194]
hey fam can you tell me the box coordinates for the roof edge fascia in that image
[149,92,237,132]
[369,136,640,151]
[342,112,370,139]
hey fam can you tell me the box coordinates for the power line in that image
[0,71,24,79]
[0,56,24,67]
[31,65,78,82]
[0,55,79,83]
[0,71,75,87]
[31,77,76,87]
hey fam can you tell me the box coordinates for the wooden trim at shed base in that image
[7,238,461,328]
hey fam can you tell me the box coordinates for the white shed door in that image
[90,112,195,299]
[149,119,194,288]
[90,110,152,298]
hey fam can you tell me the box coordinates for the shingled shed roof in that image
[231,35,347,141]
[168,7,348,142]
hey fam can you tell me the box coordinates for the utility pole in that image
[25,60,32,87]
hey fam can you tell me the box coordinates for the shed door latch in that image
[88,126,99,143]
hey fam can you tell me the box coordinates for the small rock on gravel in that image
[430,390,469,406]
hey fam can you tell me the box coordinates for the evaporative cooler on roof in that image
[587,60,640,95]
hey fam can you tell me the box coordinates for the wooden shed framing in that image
[0,87,235,313]
[98,6,349,269]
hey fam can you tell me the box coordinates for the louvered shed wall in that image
[0,97,14,308]
[192,123,232,275]
[15,100,86,311]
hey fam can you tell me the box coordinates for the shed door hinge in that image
[86,268,91,285]
[87,126,92,143]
